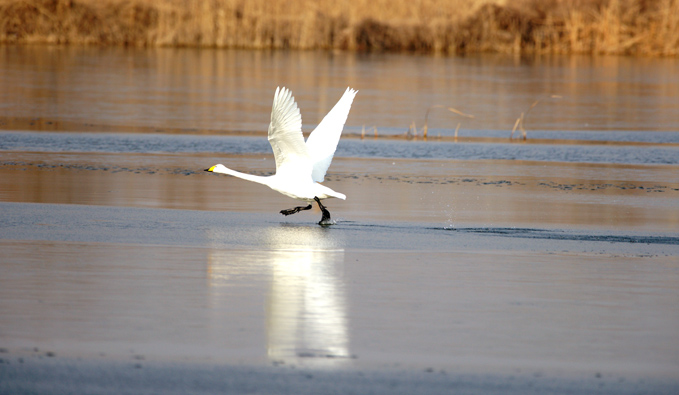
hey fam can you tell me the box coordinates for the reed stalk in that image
[361,125,377,139]
[510,95,562,141]
[422,105,474,139]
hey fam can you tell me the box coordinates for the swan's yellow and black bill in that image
[205,165,216,172]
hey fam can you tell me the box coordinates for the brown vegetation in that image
[0,0,677,56]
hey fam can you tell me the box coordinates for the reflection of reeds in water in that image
[1,0,677,56]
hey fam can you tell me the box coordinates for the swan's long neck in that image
[213,166,272,187]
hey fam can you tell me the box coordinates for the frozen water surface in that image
[1,46,678,393]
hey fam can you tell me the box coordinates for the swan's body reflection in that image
[207,225,349,366]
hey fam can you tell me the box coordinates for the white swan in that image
[206,86,357,225]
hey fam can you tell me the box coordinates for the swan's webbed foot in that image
[280,204,312,216]
[314,196,333,225]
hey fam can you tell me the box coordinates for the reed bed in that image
[0,0,677,56]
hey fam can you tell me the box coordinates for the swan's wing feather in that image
[305,87,357,182]
[268,87,311,176]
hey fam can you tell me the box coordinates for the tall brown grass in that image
[1,0,677,56]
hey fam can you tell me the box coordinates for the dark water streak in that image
[2,131,679,165]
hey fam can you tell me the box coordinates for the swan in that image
[205,86,357,225]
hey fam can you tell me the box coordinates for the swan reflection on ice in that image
[206,225,350,366]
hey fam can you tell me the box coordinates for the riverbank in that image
[1,0,677,56]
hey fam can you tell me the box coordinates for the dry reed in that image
[510,95,562,141]
[422,105,474,139]
[407,105,474,140]
[361,125,378,139]
[0,0,677,56]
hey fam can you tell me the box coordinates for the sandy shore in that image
[1,151,678,394]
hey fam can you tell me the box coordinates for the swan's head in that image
[205,164,228,174]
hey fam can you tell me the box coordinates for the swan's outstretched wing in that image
[305,87,357,182]
[268,87,312,176]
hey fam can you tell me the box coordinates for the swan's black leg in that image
[280,204,312,216]
[314,196,332,224]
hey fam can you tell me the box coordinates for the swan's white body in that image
[207,87,357,220]
[207,163,344,201]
